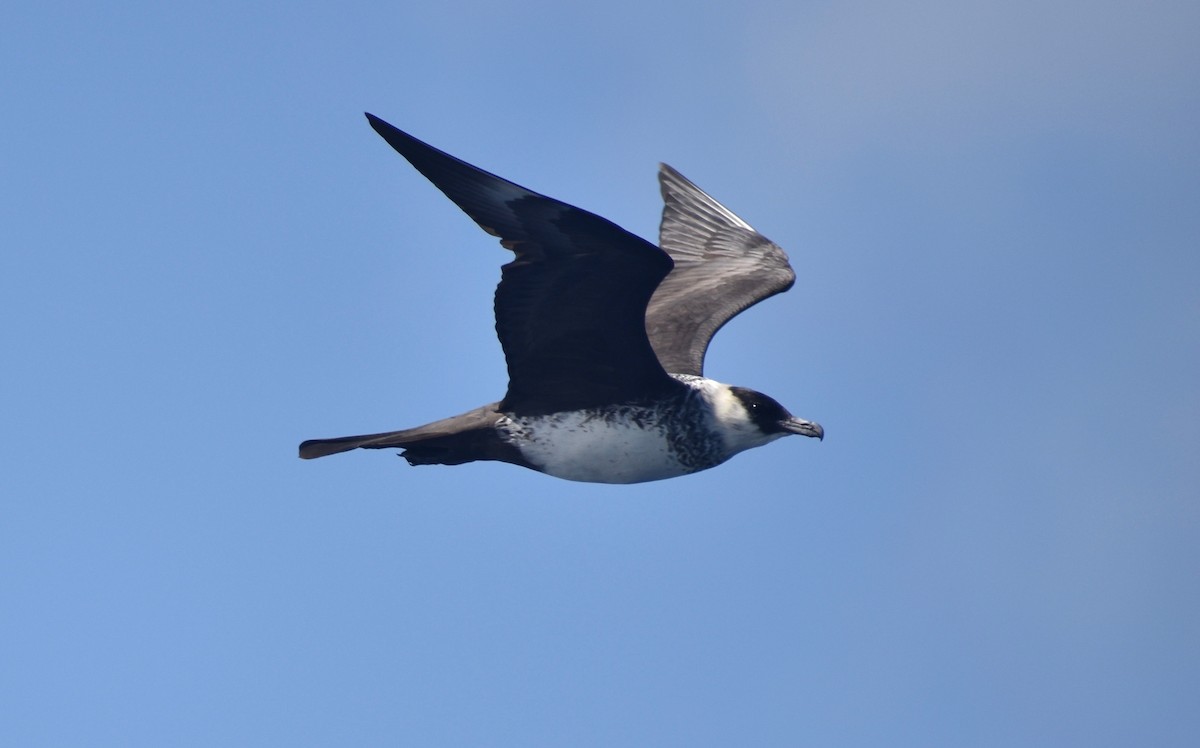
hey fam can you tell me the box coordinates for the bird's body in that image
[499,374,786,484]
[300,114,822,484]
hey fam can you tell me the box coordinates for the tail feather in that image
[298,402,530,470]
[299,430,417,459]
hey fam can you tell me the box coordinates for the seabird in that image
[299,114,823,483]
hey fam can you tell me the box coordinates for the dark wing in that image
[366,114,680,414]
[645,164,795,377]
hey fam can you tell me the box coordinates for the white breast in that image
[499,408,701,484]
[497,376,779,484]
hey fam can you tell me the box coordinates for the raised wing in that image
[366,114,680,414]
[645,164,795,376]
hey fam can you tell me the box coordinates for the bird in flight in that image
[300,114,823,483]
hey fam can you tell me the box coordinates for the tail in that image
[298,403,530,469]
[299,429,418,459]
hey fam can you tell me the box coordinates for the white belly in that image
[498,409,710,484]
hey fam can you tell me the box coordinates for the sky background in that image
[2,0,1197,745]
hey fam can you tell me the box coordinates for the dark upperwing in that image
[366,114,683,415]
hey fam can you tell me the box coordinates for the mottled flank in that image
[496,375,756,484]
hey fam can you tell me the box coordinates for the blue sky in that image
[3,0,1197,745]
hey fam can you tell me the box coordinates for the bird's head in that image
[724,385,824,448]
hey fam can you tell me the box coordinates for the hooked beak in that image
[781,417,824,441]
